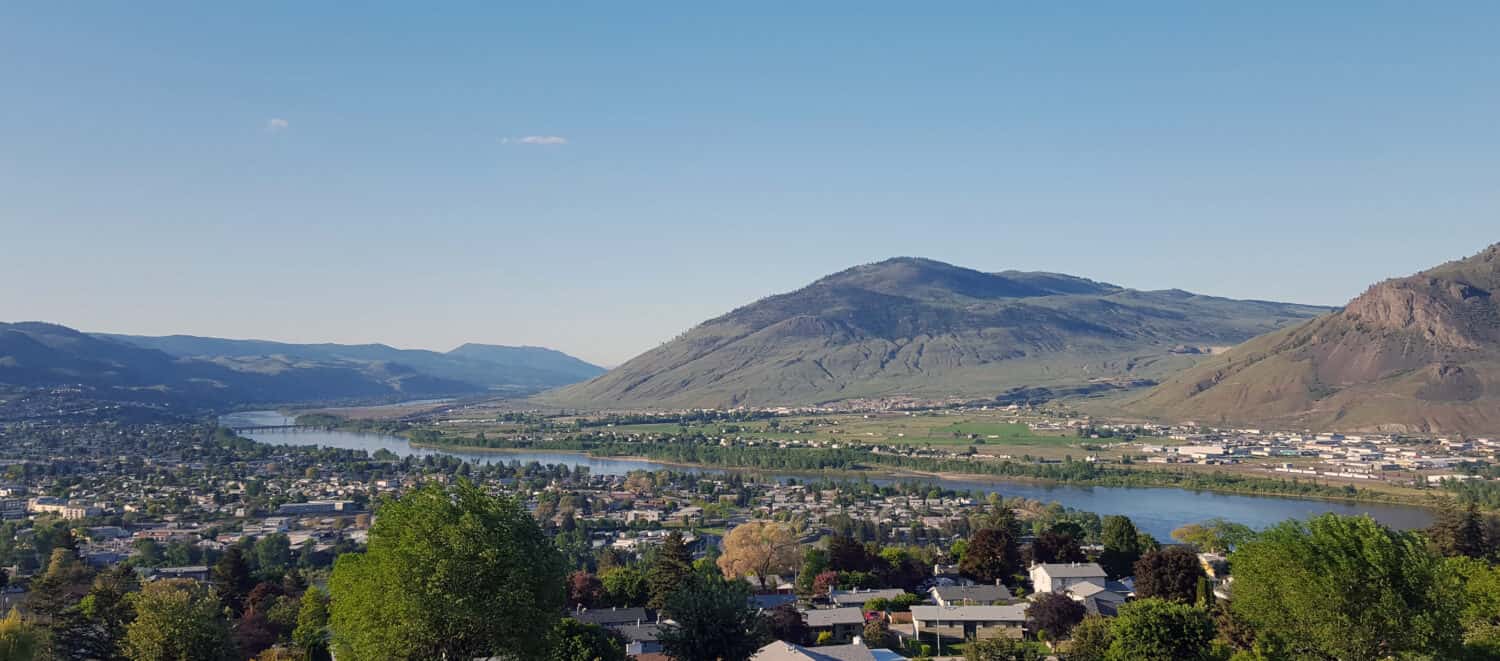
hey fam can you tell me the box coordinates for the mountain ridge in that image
[543,258,1332,409]
[0,323,603,408]
[1129,243,1500,433]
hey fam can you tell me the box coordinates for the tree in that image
[124,580,234,661]
[1230,514,1465,660]
[1030,531,1084,565]
[568,571,605,609]
[1025,592,1086,643]
[963,636,1045,660]
[1106,598,1215,661]
[1064,614,1112,661]
[1132,546,1205,603]
[657,573,769,661]
[599,567,647,608]
[547,618,626,661]
[795,548,829,595]
[54,564,140,661]
[827,535,875,573]
[26,547,94,621]
[253,534,293,579]
[0,608,42,661]
[292,589,331,661]
[329,481,567,660]
[1169,519,1254,554]
[647,532,694,611]
[1098,516,1144,580]
[1451,556,1500,658]
[959,528,1019,585]
[811,570,838,598]
[1429,502,1488,559]
[717,521,799,590]
[213,548,255,615]
[764,604,809,645]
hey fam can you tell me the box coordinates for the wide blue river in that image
[221,410,1434,540]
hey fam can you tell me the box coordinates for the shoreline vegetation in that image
[349,425,1461,511]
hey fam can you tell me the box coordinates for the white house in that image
[1029,562,1107,595]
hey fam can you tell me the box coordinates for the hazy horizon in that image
[5,3,1498,365]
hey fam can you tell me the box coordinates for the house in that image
[910,604,1027,642]
[1029,562,1106,595]
[608,623,662,657]
[750,593,799,611]
[749,639,904,661]
[573,606,649,628]
[152,566,210,582]
[804,607,866,644]
[829,587,908,608]
[1065,582,1127,616]
[929,584,1011,607]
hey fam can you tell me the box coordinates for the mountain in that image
[0,323,603,408]
[1130,243,1500,433]
[102,335,604,390]
[542,258,1331,409]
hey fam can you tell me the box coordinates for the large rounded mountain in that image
[1131,243,1500,433]
[544,258,1329,409]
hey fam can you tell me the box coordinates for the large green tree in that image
[646,532,693,611]
[329,481,566,660]
[959,527,1019,585]
[1132,546,1205,603]
[547,618,626,661]
[657,573,769,661]
[1105,598,1215,661]
[1097,516,1143,580]
[1429,502,1488,559]
[123,580,234,661]
[1230,514,1465,660]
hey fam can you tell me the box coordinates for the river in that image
[221,410,1435,540]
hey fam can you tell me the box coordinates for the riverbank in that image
[407,438,1448,511]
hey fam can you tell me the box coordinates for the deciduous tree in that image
[1025,592,1086,643]
[124,579,234,661]
[1230,514,1465,660]
[1132,546,1205,603]
[328,481,566,660]
[959,527,1019,586]
[1106,598,1215,661]
[717,521,799,590]
[657,573,768,661]
[1098,516,1143,580]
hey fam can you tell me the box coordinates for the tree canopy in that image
[1229,513,1465,660]
[329,480,566,660]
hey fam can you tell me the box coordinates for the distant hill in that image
[0,323,602,408]
[542,258,1331,409]
[1130,243,1500,433]
[104,334,604,390]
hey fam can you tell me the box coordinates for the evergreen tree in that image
[647,532,693,611]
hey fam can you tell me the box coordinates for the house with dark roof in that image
[572,606,649,628]
[910,603,1027,643]
[829,587,909,608]
[803,607,866,644]
[929,583,1011,607]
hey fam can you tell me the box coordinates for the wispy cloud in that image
[265,118,290,132]
[503,135,568,145]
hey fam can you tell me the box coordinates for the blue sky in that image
[3,2,1497,366]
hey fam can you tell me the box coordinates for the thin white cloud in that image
[503,135,568,145]
[265,118,290,132]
